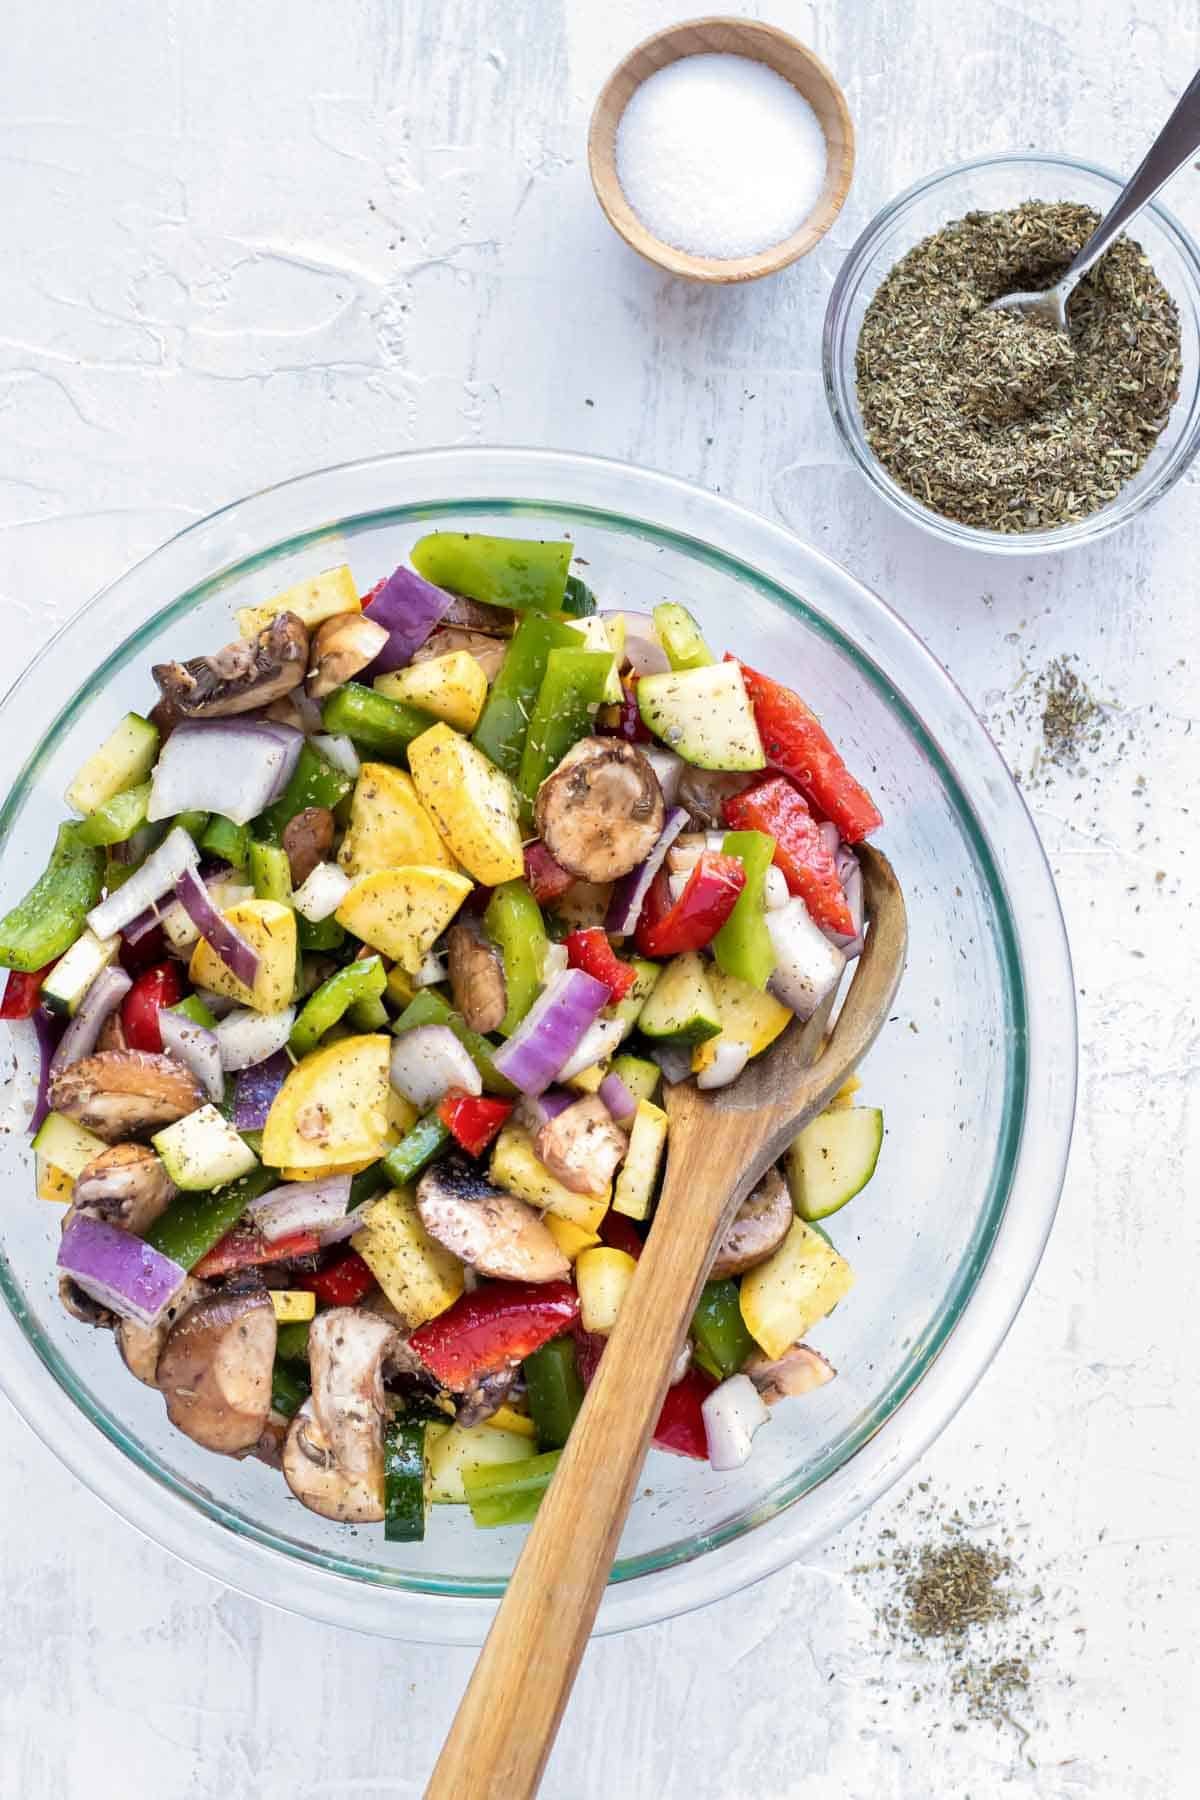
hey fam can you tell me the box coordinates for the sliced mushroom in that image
[96,1008,128,1053]
[455,1365,517,1428]
[534,1096,628,1197]
[445,923,507,1034]
[58,1274,116,1330]
[534,736,665,884]
[412,627,509,683]
[665,833,710,875]
[152,612,309,719]
[283,1400,386,1523]
[416,1155,569,1283]
[282,1308,397,1522]
[442,593,516,637]
[676,766,755,829]
[148,694,183,744]
[745,1343,836,1404]
[248,1414,290,1470]
[710,1168,793,1279]
[156,1285,277,1453]
[307,611,389,700]
[116,1275,209,1386]
[49,1050,205,1143]
[73,1143,175,1236]
[282,806,335,887]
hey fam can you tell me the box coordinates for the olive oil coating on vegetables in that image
[856,201,1182,530]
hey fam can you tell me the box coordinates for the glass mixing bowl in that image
[823,152,1200,554]
[0,449,1075,1643]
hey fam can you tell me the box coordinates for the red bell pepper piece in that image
[523,840,575,906]
[299,1248,377,1308]
[564,927,637,1001]
[652,1365,717,1460]
[731,656,882,843]
[723,775,854,936]
[120,961,184,1053]
[409,1280,580,1388]
[193,1226,321,1278]
[361,577,388,610]
[437,1093,514,1158]
[0,962,54,1020]
[634,852,745,959]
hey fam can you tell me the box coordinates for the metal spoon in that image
[991,69,1200,332]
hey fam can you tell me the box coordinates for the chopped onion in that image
[602,610,669,676]
[29,1008,64,1133]
[696,1038,751,1090]
[57,1213,187,1328]
[292,861,351,923]
[598,1071,637,1123]
[647,1041,692,1086]
[317,1200,375,1248]
[287,686,324,734]
[176,868,260,990]
[161,877,253,953]
[195,987,239,1020]
[232,1050,292,1131]
[765,898,846,1021]
[540,940,569,984]
[216,1006,296,1072]
[667,871,688,904]
[363,564,454,675]
[701,1373,771,1471]
[49,966,132,1076]
[515,1087,575,1132]
[311,733,360,779]
[147,720,303,826]
[490,969,610,1097]
[88,826,200,940]
[413,950,447,989]
[158,1009,223,1102]
[109,822,163,868]
[763,866,790,911]
[606,806,689,938]
[556,1015,626,1083]
[642,745,684,806]
[245,1173,352,1244]
[823,848,865,959]
[390,1024,482,1108]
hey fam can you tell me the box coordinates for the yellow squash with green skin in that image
[236,563,359,637]
[261,1034,393,1171]
[335,865,473,973]
[489,1123,611,1231]
[738,1216,855,1360]
[374,651,488,733]
[407,722,525,885]
[337,763,455,878]
[188,899,296,1014]
[691,968,792,1074]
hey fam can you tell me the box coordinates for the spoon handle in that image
[1061,68,1200,298]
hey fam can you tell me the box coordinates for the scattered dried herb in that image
[902,1536,1013,1639]
[856,201,1182,530]
[1037,656,1101,767]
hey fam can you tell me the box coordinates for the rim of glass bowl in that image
[0,448,1076,1643]
[823,151,1200,555]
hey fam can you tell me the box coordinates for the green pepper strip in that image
[523,1337,584,1450]
[653,601,715,671]
[0,824,104,973]
[348,992,390,1031]
[320,683,435,765]
[411,531,572,614]
[143,1165,278,1270]
[383,1418,428,1542]
[517,648,615,804]
[471,614,584,777]
[394,991,517,1097]
[297,913,346,953]
[255,741,354,845]
[463,1449,562,1528]
[200,814,249,869]
[172,810,210,843]
[249,841,293,904]
[290,955,386,1058]
[75,782,152,849]
[271,1360,311,1420]
[691,1280,757,1381]
[275,1320,312,1364]
[348,1162,390,1210]
[712,830,777,991]
[484,881,548,1036]
[560,574,597,617]
[381,1112,452,1187]
[170,993,217,1029]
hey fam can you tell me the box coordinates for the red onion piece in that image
[598,1071,638,1123]
[147,720,303,827]
[601,610,669,676]
[232,1050,292,1131]
[647,1041,692,1086]
[88,826,200,940]
[215,1006,295,1072]
[175,868,260,990]
[49,966,132,1077]
[317,1200,375,1248]
[245,1174,353,1243]
[57,1213,187,1328]
[515,1086,575,1132]
[765,899,846,1021]
[29,1008,65,1133]
[823,848,865,958]
[606,806,689,938]
[490,969,610,1097]
[158,1009,224,1102]
[701,1373,771,1471]
[363,564,454,675]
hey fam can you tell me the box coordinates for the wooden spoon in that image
[427,847,906,1799]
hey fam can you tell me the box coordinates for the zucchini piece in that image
[40,928,120,1016]
[153,1104,260,1191]
[75,781,152,848]
[65,712,159,816]
[572,615,625,703]
[31,1112,107,1179]
[611,1098,668,1222]
[739,1217,855,1360]
[786,1107,884,1221]
[653,602,714,671]
[489,1123,611,1229]
[609,1053,660,1104]
[636,663,765,771]
[609,958,661,1035]
[636,951,721,1046]
[426,1420,536,1504]
[384,1417,430,1541]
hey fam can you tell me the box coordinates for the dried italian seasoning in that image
[855,201,1182,530]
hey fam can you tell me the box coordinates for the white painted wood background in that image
[2,1,1197,1794]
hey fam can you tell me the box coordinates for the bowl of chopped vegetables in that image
[0,448,1074,1641]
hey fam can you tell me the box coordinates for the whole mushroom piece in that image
[710,1168,793,1279]
[156,1284,277,1454]
[152,612,309,719]
[416,1155,569,1284]
[117,1275,210,1387]
[445,923,507,1035]
[534,736,665,884]
[72,1143,175,1236]
[307,612,389,700]
[283,1308,399,1523]
[49,1050,205,1143]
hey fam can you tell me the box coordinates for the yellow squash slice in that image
[335,865,472,973]
[188,899,296,1015]
[337,763,455,877]
[261,1034,393,1171]
[407,722,524,885]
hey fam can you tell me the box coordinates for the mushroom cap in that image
[745,1343,836,1404]
[73,1142,175,1236]
[445,923,507,1035]
[534,736,665,884]
[441,593,515,637]
[156,1286,277,1453]
[282,806,335,887]
[49,1050,205,1143]
[116,1275,209,1387]
[58,1273,117,1330]
[710,1167,793,1279]
[307,612,389,700]
[416,1156,569,1283]
[152,612,309,719]
[533,1096,628,1198]
[412,627,508,683]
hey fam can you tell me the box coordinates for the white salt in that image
[615,52,828,261]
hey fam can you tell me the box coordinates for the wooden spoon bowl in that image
[588,16,856,284]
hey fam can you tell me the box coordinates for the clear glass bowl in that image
[823,152,1200,554]
[0,449,1076,1643]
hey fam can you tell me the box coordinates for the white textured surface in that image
[2,2,1198,1795]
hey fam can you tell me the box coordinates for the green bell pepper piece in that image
[463,1449,562,1528]
[172,810,210,843]
[275,1319,312,1364]
[297,913,346,953]
[523,1337,583,1450]
[383,1418,428,1542]
[271,1360,311,1420]
[201,813,250,869]
[561,574,597,617]
[169,993,217,1029]
[348,1162,390,1210]
[712,830,776,991]
[75,782,152,849]
[320,683,434,764]
[249,841,293,904]
[517,648,614,804]
[471,614,583,777]
[484,881,548,1036]
[255,741,354,845]
[691,1280,756,1380]
[381,1112,452,1187]
[393,990,517,1097]
[143,1164,278,1270]
[290,955,387,1058]
[411,532,572,614]
[0,825,104,973]
[653,602,715,671]
[348,992,390,1031]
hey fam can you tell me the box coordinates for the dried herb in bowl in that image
[855,201,1182,531]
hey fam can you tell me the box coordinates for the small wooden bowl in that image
[588,16,855,284]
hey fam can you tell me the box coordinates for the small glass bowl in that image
[823,152,1200,554]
